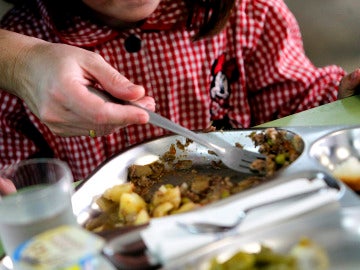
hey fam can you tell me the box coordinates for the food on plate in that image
[332,156,360,191]
[290,237,329,270]
[208,246,296,270]
[208,237,328,270]
[85,183,200,232]
[85,128,302,232]
[249,128,303,176]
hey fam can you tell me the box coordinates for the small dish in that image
[309,127,360,191]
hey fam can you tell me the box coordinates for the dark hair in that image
[185,0,236,40]
[7,0,236,40]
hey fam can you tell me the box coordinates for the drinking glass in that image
[0,158,77,259]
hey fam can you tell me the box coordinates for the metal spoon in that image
[177,187,326,234]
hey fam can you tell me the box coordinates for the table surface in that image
[1,95,360,265]
[257,95,360,128]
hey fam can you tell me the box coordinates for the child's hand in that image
[338,68,360,99]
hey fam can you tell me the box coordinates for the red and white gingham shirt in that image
[0,0,345,180]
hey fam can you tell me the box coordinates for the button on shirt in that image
[0,0,345,180]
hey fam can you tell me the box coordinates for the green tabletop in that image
[257,95,360,127]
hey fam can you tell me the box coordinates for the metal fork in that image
[88,87,265,174]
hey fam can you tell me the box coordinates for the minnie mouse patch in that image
[209,54,239,129]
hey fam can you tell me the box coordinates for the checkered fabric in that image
[0,0,345,180]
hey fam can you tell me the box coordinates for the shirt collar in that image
[37,0,188,47]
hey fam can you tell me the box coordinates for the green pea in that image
[275,154,286,165]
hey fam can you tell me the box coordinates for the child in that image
[0,0,358,180]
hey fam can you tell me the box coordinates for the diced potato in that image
[103,182,134,202]
[171,201,200,214]
[134,209,150,225]
[152,202,174,217]
[152,185,181,209]
[119,192,147,217]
